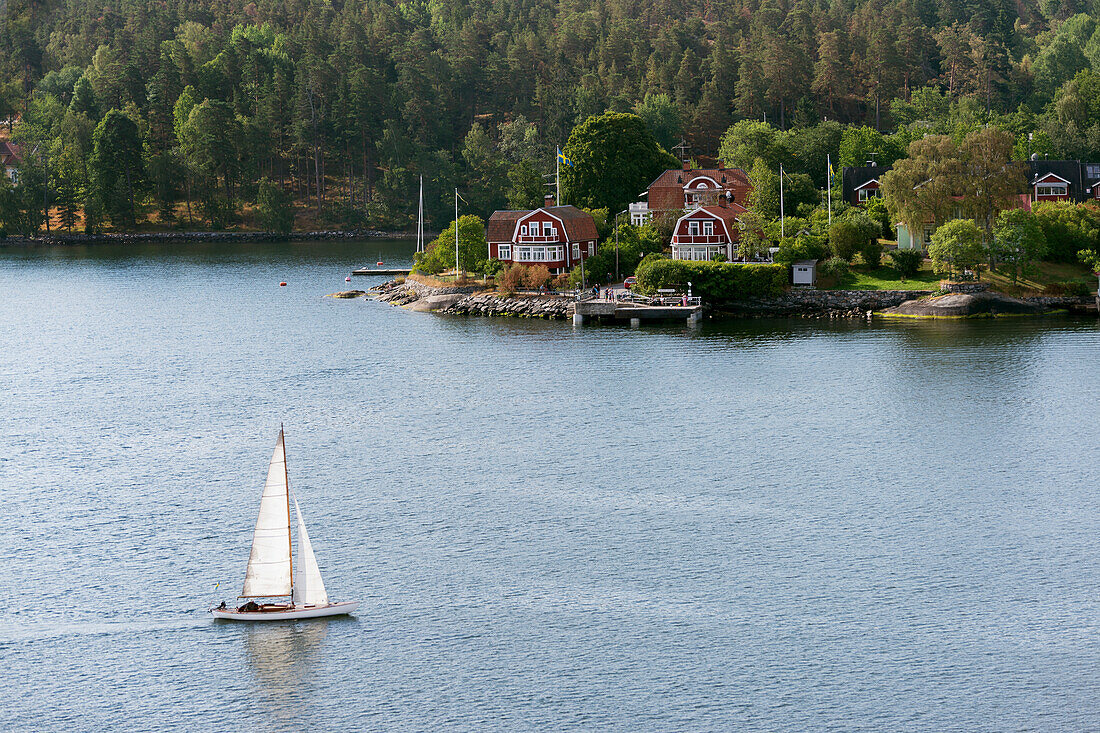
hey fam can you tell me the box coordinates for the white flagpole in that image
[556,151,560,206]
[454,188,460,275]
[826,155,832,227]
[780,164,785,239]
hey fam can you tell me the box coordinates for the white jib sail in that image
[292,497,328,606]
[240,431,293,597]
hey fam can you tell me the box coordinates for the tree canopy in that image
[561,112,677,216]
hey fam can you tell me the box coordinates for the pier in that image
[352,267,410,276]
[573,292,703,326]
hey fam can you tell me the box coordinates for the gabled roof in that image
[1033,172,1070,185]
[675,203,747,241]
[648,166,750,189]
[854,178,881,190]
[1028,160,1082,191]
[487,205,598,243]
[842,165,890,197]
[0,140,21,165]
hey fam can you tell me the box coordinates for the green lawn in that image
[826,261,942,291]
[826,258,1098,294]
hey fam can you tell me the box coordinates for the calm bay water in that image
[1,239,1099,731]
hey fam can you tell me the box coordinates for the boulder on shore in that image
[882,290,1047,318]
[330,290,366,299]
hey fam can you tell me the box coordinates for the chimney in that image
[544,194,555,208]
[717,159,725,170]
[682,160,691,171]
[866,160,876,167]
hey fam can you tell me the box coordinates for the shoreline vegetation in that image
[0,229,417,246]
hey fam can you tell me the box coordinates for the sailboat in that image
[416,175,425,254]
[211,427,359,621]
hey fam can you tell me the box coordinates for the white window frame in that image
[702,221,714,236]
[688,221,700,236]
[1037,184,1067,196]
[498,244,511,260]
[520,224,527,236]
[858,188,880,201]
[572,243,580,259]
[542,222,552,236]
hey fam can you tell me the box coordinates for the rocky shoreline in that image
[0,229,403,247]
[367,278,1096,321]
[370,278,574,318]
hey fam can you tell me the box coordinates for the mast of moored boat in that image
[282,423,294,600]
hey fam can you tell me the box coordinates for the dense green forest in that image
[2,0,1100,234]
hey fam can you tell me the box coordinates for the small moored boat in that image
[211,426,359,621]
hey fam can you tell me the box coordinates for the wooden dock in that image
[573,295,703,325]
[351,268,409,276]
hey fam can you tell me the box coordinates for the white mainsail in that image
[240,430,293,597]
[416,176,425,253]
[292,497,328,606]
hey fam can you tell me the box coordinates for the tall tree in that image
[561,112,678,215]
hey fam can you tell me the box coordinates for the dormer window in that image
[520,224,528,236]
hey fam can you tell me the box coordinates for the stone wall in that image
[940,281,989,294]
[723,289,933,317]
[1021,295,1096,308]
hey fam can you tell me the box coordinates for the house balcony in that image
[517,235,564,243]
[671,234,729,245]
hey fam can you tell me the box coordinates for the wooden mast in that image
[282,423,294,599]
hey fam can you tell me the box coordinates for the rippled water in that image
[2,240,1099,731]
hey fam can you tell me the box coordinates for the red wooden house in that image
[486,197,598,275]
[632,161,752,223]
[669,202,748,261]
[842,164,888,205]
[0,141,21,183]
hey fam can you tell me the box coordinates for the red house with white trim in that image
[670,203,748,261]
[0,141,21,183]
[486,197,598,275]
[842,164,888,206]
[632,161,752,224]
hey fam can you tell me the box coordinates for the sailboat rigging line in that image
[282,424,294,594]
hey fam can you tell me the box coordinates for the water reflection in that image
[243,619,345,727]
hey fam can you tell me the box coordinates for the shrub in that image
[257,178,294,233]
[1033,201,1100,263]
[633,259,788,303]
[523,264,552,290]
[928,219,985,279]
[829,212,881,262]
[859,238,883,267]
[774,233,827,267]
[819,256,850,279]
[483,258,505,277]
[498,263,526,293]
[889,248,923,278]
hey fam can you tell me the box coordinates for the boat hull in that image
[211,601,359,621]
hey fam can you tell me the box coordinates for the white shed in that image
[792,259,817,286]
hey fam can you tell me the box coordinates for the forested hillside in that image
[1,0,1100,233]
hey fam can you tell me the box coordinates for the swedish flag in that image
[557,147,574,167]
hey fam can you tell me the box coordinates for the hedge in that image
[634,260,788,302]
